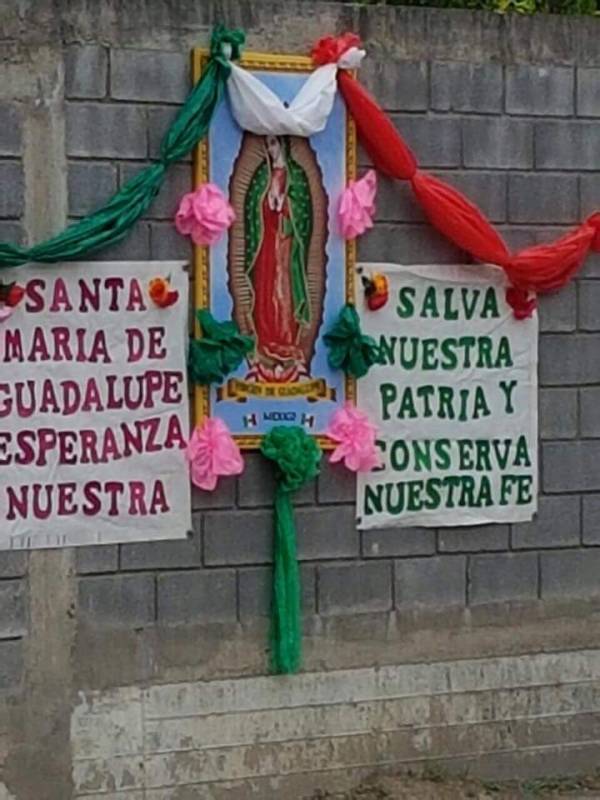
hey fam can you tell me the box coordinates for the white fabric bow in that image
[226,47,365,137]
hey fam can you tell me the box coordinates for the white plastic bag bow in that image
[226,47,365,137]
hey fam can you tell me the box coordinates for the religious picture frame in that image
[192,48,357,449]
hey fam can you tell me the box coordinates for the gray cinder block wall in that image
[1,2,600,797]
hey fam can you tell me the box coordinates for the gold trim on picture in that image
[192,48,357,449]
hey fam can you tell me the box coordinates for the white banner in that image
[357,263,538,530]
[0,261,191,549]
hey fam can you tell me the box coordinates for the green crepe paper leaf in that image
[323,303,381,379]
[261,426,321,674]
[188,309,254,386]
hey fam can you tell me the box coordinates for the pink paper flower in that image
[338,170,377,240]
[186,417,244,491]
[175,184,235,246]
[326,403,382,473]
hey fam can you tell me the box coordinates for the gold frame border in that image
[192,49,356,450]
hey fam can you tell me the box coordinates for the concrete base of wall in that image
[71,648,600,798]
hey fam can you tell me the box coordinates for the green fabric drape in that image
[188,309,254,385]
[323,303,381,378]
[0,24,245,268]
[261,426,321,674]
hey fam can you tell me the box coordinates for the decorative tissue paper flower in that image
[338,170,377,240]
[326,403,381,473]
[175,184,235,246]
[186,417,244,491]
[148,276,179,308]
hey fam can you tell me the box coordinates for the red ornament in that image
[362,272,389,311]
[149,277,179,309]
[5,283,25,307]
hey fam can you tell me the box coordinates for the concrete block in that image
[536,122,600,170]
[0,640,23,690]
[75,545,119,575]
[296,506,359,560]
[317,462,355,504]
[157,569,237,624]
[204,510,272,565]
[78,574,155,627]
[469,552,538,605]
[579,281,600,331]
[463,119,533,169]
[121,162,190,219]
[0,551,27,578]
[373,177,425,224]
[358,223,465,265]
[577,68,600,116]
[68,162,117,217]
[318,561,393,616]
[120,538,201,571]
[149,221,192,260]
[541,550,600,599]
[362,527,435,558]
[431,62,503,113]
[238,453,315,507]
[148,107,190,161]
[66,103,147,159]
[238,565,316,620]
[507,65,574,116]
[93,222,150,261]
[539,334,600,386]
[539,388,577,440]
[581,387,600,437]
[395,555,466,608]
[0,221,23,245]
[191,478,236,511]
[496,225,538,252]
[583,495,600,544]
[390,115,461,167]
[434,171,507,224]
[508,174,578,225]
[438,525,509,553]
[512,494,580,549]
[537,283,577,332]
[65,45,108,98]
[111,49,189,103]
[0,580,26,639]
[543,441,600,492]
[0,161,23,218]
[0,104,22,156]
[362,59,428,111]
[581,175,600,217]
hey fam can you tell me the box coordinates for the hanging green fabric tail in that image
[0,24,245,268]
[261,426,321,674]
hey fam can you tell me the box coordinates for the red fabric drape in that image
[336,69,600,294]
[411,171,510,266]
[338,71,417,180]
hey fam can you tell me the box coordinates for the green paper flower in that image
[188,309,254,386]
[323,303,381,379]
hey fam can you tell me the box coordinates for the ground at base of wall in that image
[311,769,600,799]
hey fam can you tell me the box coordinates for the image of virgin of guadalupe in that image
[227,133,328,384]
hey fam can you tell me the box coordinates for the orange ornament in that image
[149,277,179,308]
